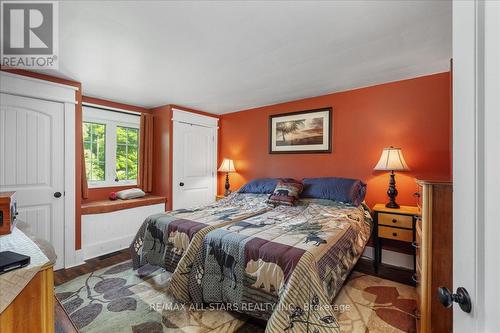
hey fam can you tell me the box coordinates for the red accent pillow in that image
[267,180,304,206]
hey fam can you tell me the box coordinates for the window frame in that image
[115,125,140,182]
[83,106,140,188]
[83,121,107,182]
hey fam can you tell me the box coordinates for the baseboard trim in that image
[63,249,85,269]
[83,234,134,261]
[354,257,415,286]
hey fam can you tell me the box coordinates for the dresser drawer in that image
[378,213,413,229]
[378,226,413,242]
[415,222,422,268]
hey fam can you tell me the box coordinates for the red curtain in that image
[138,113,153,192]
[81,139,89,199]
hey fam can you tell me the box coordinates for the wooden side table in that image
[372,204,419,274]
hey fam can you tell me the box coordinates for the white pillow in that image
[116,188,145,200]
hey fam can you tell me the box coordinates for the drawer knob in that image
[392,218,397,223]
[392,232,397,237]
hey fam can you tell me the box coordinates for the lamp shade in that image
[218,158,236,173]
[374,147,410,171]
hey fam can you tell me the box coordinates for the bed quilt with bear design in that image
[130,193,271,272]
[170,200,371,333]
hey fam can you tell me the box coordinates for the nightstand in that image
[372,203,419,274]
[216,195,225,201]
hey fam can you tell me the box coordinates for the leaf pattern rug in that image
[55,261,416,333]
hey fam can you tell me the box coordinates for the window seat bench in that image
[81,195,166,215]
[81,195,166,260]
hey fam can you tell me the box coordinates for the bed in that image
[169,197,372,333]
[130,192,271,272]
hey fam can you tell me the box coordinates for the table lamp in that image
[218,158,236,196]
[374,147,410,208]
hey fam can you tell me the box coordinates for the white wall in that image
[82,204,164,260]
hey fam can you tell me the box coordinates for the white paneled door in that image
[0,93,65,269]
[453,1,500,331]
[172,113,217,210]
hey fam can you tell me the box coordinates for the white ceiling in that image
[43,0,451,114]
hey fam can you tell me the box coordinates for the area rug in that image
[55,260,416,333]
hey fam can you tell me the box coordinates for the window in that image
[83,106,140,187]
[83,122,106,181]
[116,126,139,181]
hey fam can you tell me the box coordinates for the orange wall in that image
[218,72,452,208]
[2,68,450,250]
[82,96,151,114]
[151,105,172,210]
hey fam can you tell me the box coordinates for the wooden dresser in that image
[0,224,56,333]
[415,179,453,333]
[0,263,54,333]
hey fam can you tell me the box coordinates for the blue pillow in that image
[300,177,367,206]
[239,178,298,194]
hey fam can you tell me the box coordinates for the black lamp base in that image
[385,172,400,209]
[224,173,231,196]
[385,201,400,209]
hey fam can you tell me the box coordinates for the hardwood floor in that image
[55,250,131,286]
[354,256,415,286]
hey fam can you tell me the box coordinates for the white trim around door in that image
[171,108,219,128]
[171,109,218,210]
[0,72,78,269]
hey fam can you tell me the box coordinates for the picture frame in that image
[269,107,332,154]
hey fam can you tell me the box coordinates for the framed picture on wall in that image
[269,107,332,154]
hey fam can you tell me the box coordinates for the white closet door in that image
[0,93,65,269]
[172,120,216,210]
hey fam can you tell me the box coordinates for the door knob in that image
[179,182,184,187]
[54,192,62,198]
[438,286,472,313]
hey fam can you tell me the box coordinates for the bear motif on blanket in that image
[168,230,190,255]
[245,259,284,294]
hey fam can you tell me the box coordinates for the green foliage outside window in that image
[83,122,106,181]
[116,126,139,181]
